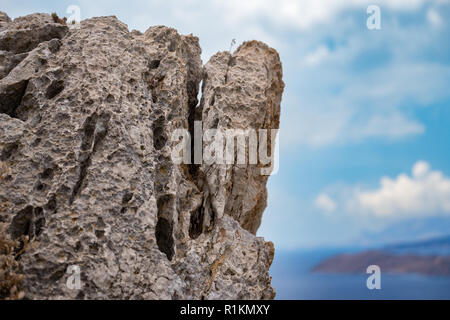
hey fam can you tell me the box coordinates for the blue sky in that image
[3,0,450,249]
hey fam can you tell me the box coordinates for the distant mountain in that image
[313,235,450,276]
[313,250,450,276]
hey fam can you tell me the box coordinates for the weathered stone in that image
[0,11,11,29]
[199,41,283,234]
[0,13,68,54]
[0,51,28,79]
[0,13,283,300]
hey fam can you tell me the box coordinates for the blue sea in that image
[270,249,450,300]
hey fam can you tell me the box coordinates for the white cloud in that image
[355,161,450,217]
[315,161,450,220]
[315,193,337,212]
[412,160,430,178]
[281,50,450,148]
[427,9,443,27]
[303,46,330,67]
[259,183,363,249]
[212,0,428,30]
[349,113,425,140]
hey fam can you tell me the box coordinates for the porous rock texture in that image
[0,12,284,299]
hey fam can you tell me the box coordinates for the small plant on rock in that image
[0,223,26,300]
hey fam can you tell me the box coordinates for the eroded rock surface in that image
[0,12,283,299]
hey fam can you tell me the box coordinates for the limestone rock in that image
[0,13,68,54]
[199,41,283,234]
[0,13,283,300]
[0,11,11,28]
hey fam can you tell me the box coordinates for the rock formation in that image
[0,12,284,299]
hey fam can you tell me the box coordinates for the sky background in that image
[2,0,450,250]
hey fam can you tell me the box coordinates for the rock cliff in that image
[0,12,283,299]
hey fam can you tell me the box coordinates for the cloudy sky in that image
[3,0,450,249]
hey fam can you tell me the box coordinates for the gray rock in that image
[0,13,68,54]
[0,11,11,30]
[199,41,283,234]
[0,50,28,79]
[0,13,283,299]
